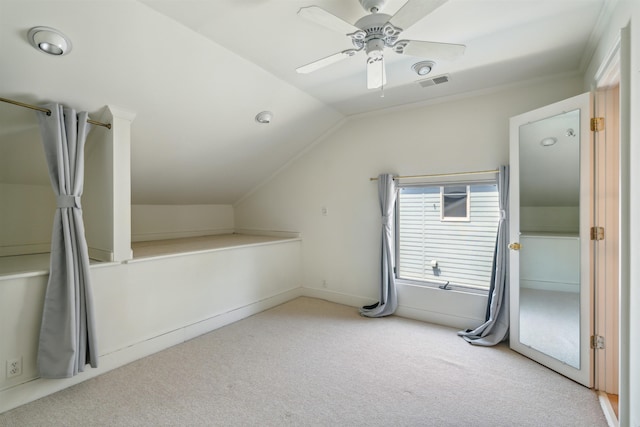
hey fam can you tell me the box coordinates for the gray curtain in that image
[360,174,398,317]
[458,165,509,345]
[36,103,98,378]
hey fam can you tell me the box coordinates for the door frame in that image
[592,36,621,421]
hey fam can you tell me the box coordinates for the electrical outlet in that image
[7,357,22,378]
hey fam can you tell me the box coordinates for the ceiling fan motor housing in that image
[351,13,401,51]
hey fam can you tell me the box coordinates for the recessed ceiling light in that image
[28,26,72,56]
[412,61,435,76]
[255,111,273,124]
[540,137,557,147]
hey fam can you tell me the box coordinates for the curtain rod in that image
[0,96,112,130]
[369,169,499,181]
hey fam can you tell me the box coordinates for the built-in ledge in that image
[129,233,301,262]
[0,233,301,279]
[0,254,109,280]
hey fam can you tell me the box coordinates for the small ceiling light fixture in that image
[412,60,435,76]
[540,137,557,147]
[28,26,72,56]
[255,111,273,124]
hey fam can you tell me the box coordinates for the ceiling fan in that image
[296,0,465,89]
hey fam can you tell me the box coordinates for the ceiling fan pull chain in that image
[380,58,385,98]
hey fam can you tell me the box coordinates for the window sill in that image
[396,278,489,296]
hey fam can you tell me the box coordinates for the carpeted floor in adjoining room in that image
[0,297,607,426]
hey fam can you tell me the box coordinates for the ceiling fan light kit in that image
[296,0,464,90]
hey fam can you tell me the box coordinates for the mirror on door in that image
[517,109,581,369]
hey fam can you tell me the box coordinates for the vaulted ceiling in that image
[0,0,611,205]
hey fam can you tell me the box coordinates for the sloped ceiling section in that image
[141,0,607,115]
[0,0,344,204]
[0,0,609,205]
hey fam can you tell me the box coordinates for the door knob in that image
[509,242,521,250]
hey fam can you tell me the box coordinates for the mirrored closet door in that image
[508,93,592,387]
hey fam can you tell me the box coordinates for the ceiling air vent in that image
[418,74,450,88]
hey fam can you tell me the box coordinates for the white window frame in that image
[440,185,471,222]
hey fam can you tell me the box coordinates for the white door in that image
[508,93,593,387]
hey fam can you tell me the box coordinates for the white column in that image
[107,106,135,262]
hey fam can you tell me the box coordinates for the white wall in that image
[0,184,54,256]
[132,204,234,242]
[0,239,302,413]
[235,74,585,329]
[84,116,115,261]
[0,119,53,257]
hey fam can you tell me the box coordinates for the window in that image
[441,185,470,221]
[396,182,500,291]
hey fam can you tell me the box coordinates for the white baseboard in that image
[234,228,301,239]
[597,391,619,427]
[0,243,50,257]
[0,287,302,415]
[394,305,483,330]
[302,286,485,330]
[131,228,235,242]
[182,287,303,341]
[301,287,375,309]
[88,247,114,262]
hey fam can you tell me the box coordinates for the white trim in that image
[88,246,114,262]
[597,391,619,427]
[234,228,301,239]
[394,305,483,331]
[0,287,302,414]
[346,70,582,122]
[0,243,50,257]
[131,228,235,242]
[593,36,621,90]
[301,285,487,330]
[301,287,374,309]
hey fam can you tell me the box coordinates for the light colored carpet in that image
[0,297,607,426]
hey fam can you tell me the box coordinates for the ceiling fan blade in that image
[298,6,360,35]
[396,40,465,61]
[367,56,387,89]
[389,0,448,30]
[296,49,359,74]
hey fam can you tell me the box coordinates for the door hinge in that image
[591,335,605,350]
[591,117,605,132]
[508,242,521,251]
[590,226,605,241]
